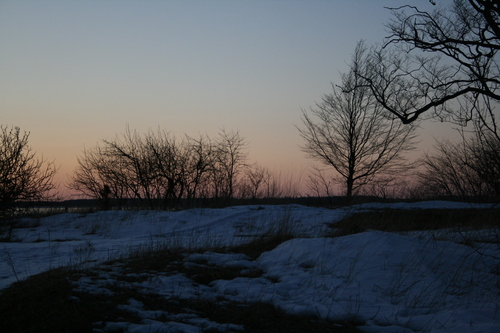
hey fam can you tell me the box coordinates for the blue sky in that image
[1,0,455,194]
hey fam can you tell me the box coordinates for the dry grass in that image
[0,268,139,333]
[186,300,360,333]
[327,208,500,236]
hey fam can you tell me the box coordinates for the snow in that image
[1,201,499,332]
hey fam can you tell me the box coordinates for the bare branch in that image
[361,0,500,127]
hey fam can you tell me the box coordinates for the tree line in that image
[67,127,301,210]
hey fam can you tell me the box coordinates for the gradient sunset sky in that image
[1,0,457,196]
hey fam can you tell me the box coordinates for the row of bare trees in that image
[0,122,304,215]
[68,128,249,209]
[68,128,301,209]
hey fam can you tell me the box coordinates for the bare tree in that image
[144,129,186,208]
[212,129,248,202]
[0,126,57,210]
[69,143,138,207]
[103,127,157,207]
[298,42,418,205]
[1,126,57,238]
[357,0,499,126]
[418,139,482,198]
[70,146,112,200]
[183,134,215,204]
[70,127,156,208]
[416,91,500,200]
[470,133,500,197]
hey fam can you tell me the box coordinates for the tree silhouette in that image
[357,1,500,126]
[299,42,418,204]
[1,126,57,238]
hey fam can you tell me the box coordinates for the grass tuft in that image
[232,232,296,260]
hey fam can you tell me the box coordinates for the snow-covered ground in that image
[1,201,499,332]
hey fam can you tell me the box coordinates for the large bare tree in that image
[358,0,499,127]
[298,42,418,204]
[353,1,499,203]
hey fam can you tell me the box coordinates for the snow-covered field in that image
[1,201,499,332]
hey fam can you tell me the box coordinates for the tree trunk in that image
[346,176,354,206]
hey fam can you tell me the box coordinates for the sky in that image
[0,0,457,197]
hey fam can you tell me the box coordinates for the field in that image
[1,201,499,332]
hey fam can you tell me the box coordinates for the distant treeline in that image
[13,195,496,213]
